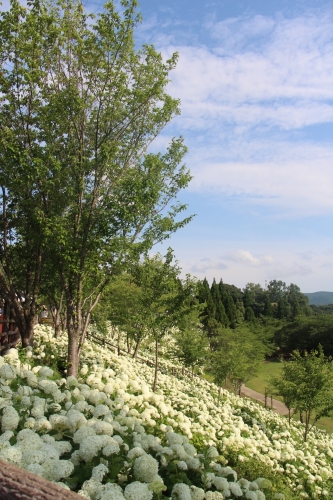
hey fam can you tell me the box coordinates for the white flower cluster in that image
[1,324,332,499]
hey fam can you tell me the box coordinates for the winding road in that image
[241,385,290,416]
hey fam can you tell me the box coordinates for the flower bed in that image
[0,325,332,499]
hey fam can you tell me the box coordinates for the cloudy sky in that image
[130,0,333,293]
[3,0,332,292]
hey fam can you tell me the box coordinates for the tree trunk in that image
[67,326,80,377]
[132,338,141,359]
[153,338,159,392]
[126,334,131,354]
[21,320,35,348]
[54,323,61,338]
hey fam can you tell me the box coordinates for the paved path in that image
[241,385,290,416]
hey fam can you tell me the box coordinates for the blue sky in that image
[133,0,333,293]
[2,0,332,292]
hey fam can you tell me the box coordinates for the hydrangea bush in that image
[0,326,332,499]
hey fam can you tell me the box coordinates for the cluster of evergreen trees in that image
[197,277,333,357]
[197,278,311,331]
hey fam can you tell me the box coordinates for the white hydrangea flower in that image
[213,476,229,492]
[204,492,224,500]
[93,421,113,435]
[67,409,87,432]
[0,431,13,443]
[0,446,22,465]
[18,385,33,396]
[75,400,89,412]
[73,426,96,444]
[204,472,215,488]
[0,364,16,381]
[112,434,123,445]
[178,460,188,470]
[79,435,106,462]
[26,463,44,476]
[102,439,120,457]
[186,457,201,470]
[190,486,205,500]
[93,404,110,418]
[183,443,197,457]
[100,483,125,500]
[166,431,184,445]
[49,414,69,431]
[256,491,266,500]
[4,348,18,360]
[80,478,104,499]
[207,446,219,458]
[229,482,243,497]
[238,478,250,490]
[172,483,192,500]
[22,449,44,466]
[34,418,52,433]
[53,440,72,456]
[124,482,153,500]
[91,464,109,481]
[245,492,259,500]
[24,417,36,429]
[38,367,54,379]
[41,444,60,461]
[67,375,79,387]
[1,406,19,431]
[127,447,145,460]
[133,454,159,483]
[42,458,74,482]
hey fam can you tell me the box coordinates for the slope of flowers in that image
[0,326,332,499]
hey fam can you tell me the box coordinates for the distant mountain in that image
[305,291,333,306]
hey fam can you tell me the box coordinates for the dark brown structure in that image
[0,459,81,499]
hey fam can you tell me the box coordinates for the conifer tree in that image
[211,279,228,326]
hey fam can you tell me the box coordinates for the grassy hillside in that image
[1,325,333,499]
[305,291,333,306]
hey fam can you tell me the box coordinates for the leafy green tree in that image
[174,315,208,375]
[271,346,333,441]
[210,325,267,396]
[274,315,333,356]
[267,280,288,303]
[0,0,193,374]
[223,294,237,327]
[102,250,198,390]
[244,306,256,324]
[263,295,273,317]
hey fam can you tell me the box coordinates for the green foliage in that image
[173,314,209,373]
[274,315,333,356]
[0,0,193,372]
[270,346,333,441]
[210,325,267,395]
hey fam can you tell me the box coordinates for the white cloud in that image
[191,258,227,273]
[181,248,322,291]
[186,146,333,215]
[143,10,333,218]
[224,250,273,267]
[151,11,333,133]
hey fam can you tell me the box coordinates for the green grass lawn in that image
[246,360,283,395]
[247,361,333,434]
